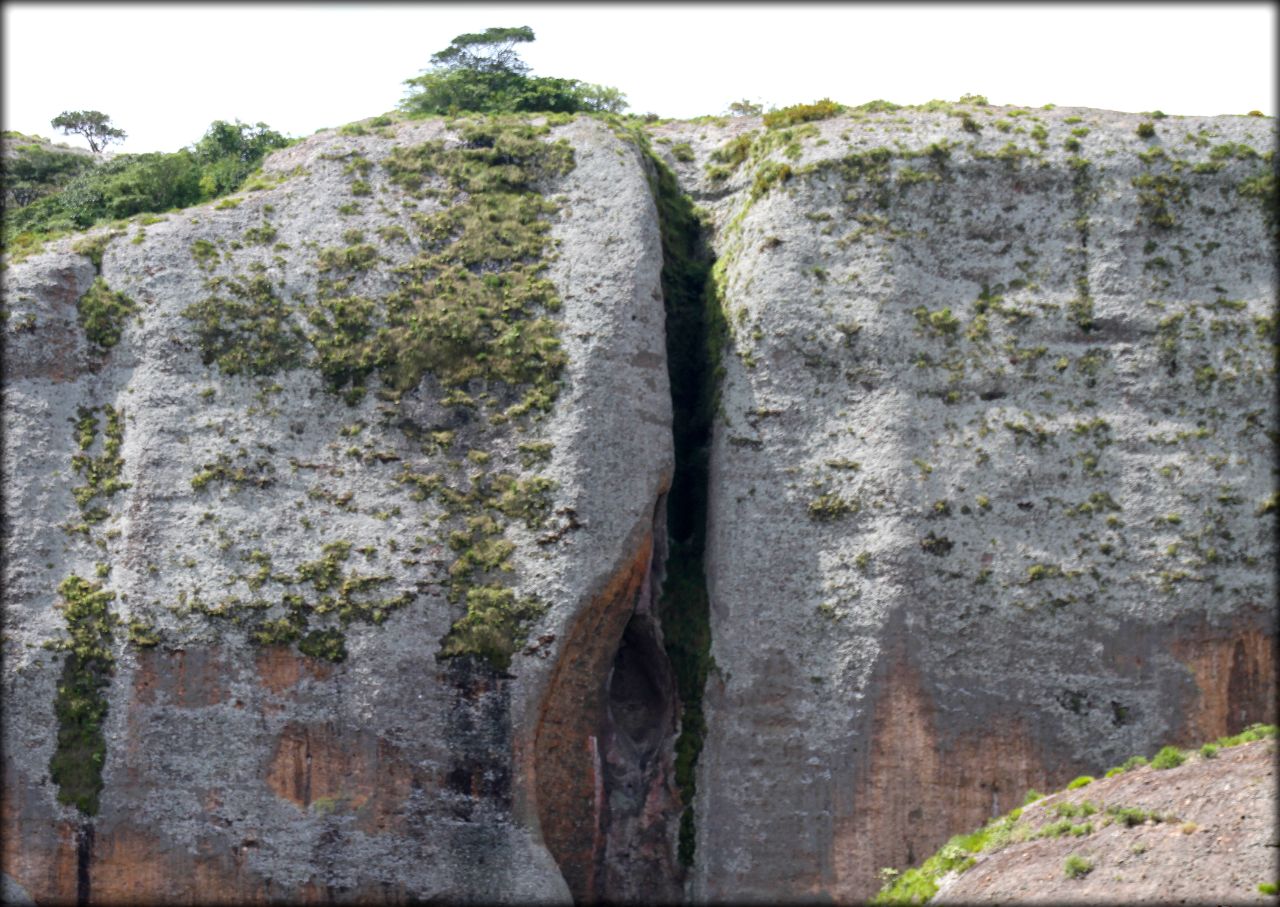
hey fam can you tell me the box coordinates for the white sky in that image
[4,2,1275,154]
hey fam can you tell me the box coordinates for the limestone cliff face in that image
[650,105,1276,902]
[2,104,1276,906]
[2,116,675,903]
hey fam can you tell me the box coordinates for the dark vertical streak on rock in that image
[75,821,93,906]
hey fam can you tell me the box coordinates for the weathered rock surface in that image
[3,102,1277,905]
[3,115,676,903]
[648,105,1277,903]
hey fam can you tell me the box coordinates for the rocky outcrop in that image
[2,115,676,903]
[649,104,1276,903]
[3,102,1276,905]
[932,737,1277,904]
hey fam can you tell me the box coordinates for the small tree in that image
[50,111,127,154]
[429,25,535,75]
[727,99,763,117]
[402,25,627,117]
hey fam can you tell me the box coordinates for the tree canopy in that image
[429,25,535,75]
[3,119,293,256]
[50,111,127,154]
[401,26,627,117]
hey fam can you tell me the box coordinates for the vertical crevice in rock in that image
[533,134,720,903]
[643,138,721,874]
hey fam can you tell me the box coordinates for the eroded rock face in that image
[3,103,1276,905]
[649,106,1276,902]
[2,116,675,903]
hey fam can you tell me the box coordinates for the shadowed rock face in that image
[3,105,1276,905]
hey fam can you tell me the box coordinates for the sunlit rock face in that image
[649,105,1276,902]
[3,103,1276,905]
[2,115,675,904]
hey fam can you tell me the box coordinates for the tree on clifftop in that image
[50,110,126,154]
[402,26,627,116]
[430,25,535,75]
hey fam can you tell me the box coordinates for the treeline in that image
[2,121,292,255]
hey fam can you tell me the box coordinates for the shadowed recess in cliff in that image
[532,512,682,903]
[644,139,723,869]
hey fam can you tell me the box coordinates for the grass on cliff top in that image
[872,723,1277,904]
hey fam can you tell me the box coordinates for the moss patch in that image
[77,277,138,349]
[47,575,118,815]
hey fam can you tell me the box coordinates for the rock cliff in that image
[651,103,1277,902]
[2,102,1276,904]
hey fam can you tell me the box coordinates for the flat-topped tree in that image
[430,25,535,76]
[51,110,126,154]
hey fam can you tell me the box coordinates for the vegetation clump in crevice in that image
[66,405,129,532]
[179,538,414,662]
[183,273,305,377]
[76,278,138,349]
[47,575,119,815]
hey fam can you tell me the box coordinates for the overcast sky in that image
[4,2,1275,154]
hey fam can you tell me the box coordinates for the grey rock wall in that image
[3,102,1276,905]
[648,106,1277,902]
[2,115,672,903]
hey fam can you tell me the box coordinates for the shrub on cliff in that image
[762,98,843,128]
[401,25,626,116]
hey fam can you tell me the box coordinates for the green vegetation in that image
[67,405,129,531]
[401,26,625,117]
[1,136,95,208]
[1065,774,1094,790]
[48,575,119,815]
[875,724,1277,902]
[1150,745,1186,769]
[808,493,859,521]
[1106,805,1170,827]
[324,119,574,414]
[77,278,138,349]
[872,809,1024,904]
[184,274,305,376]
[189,449,276,491]
[51,110,126,153]
[762,98,843,128]
[3,119,291,257]
[1063,854,1093,879]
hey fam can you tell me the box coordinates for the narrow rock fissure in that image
[644,144,721,874]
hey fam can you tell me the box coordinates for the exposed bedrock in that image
[2,115,677,903]
[647,106,1277,902]
[2,102,1276,904]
